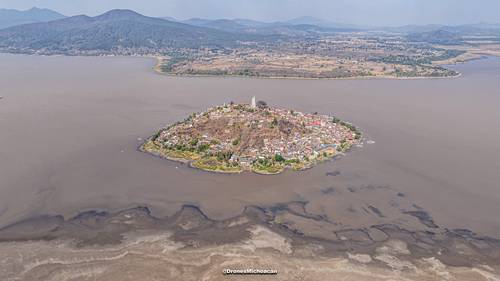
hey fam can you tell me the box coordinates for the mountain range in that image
[0,7,65,29]
[0,9,253,54]
[1,7,500,55]
[390,23,500,35]
[177,16,359,35]
[0,9,358,55]
[172,16,500,36]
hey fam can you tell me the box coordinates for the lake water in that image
[0,54,499,237]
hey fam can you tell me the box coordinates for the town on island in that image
[141,97,361,174]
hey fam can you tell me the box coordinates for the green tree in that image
[271,117,278,127]
[274,154,285,162]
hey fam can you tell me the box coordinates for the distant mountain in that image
[405,23,500,45]
[466,23,500,30]
[182,18,215,26]
[0,9,255,55]
[183,18,270,29]
[285,16,328,26]
[232,19,270,28]
[284,16,360,30]
[407,29,463,45]
[182,18,252,33]
[0,7,66,29]
[180,17,356,36]
[160,16,177,22]
[388,23,500,36]
[451,23,500,36]
[388,24,448,34]
[202,19,249,32]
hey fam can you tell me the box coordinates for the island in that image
[141,98,361,174]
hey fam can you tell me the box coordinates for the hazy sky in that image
[1,0,500,26]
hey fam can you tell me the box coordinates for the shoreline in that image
[138,139,242,174]
[138,103,361,175]
[0,51,488,81]
[139,140,343,176]
[153,55,465,81]
[138,136,354,176]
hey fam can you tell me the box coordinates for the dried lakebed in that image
[1,203,500,280]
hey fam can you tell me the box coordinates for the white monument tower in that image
[251,96,256,108]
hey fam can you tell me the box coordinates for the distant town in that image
[157,34,468,79]
[141,98,361,174]
[1,9,500,80]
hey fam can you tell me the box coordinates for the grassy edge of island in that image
[140,124,360,175]
[141,139,351,175]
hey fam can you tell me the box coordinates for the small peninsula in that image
[141,98,361,174]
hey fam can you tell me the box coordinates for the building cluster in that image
[155,100,358,167]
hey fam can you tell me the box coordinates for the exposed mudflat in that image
[1,54,500,280]
[1,205,500,280]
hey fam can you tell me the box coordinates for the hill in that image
[141,102,360,174]
[284,16,359,30]
[391,23,500,37]
[0,9,254,55]
[181,17,355,36]
[0,7,65,29]
[182,18,249,33]
[407,29,463,45]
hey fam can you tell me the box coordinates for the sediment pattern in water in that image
[1,204,500,280]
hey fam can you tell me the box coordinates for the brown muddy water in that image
[0,53,499,240]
